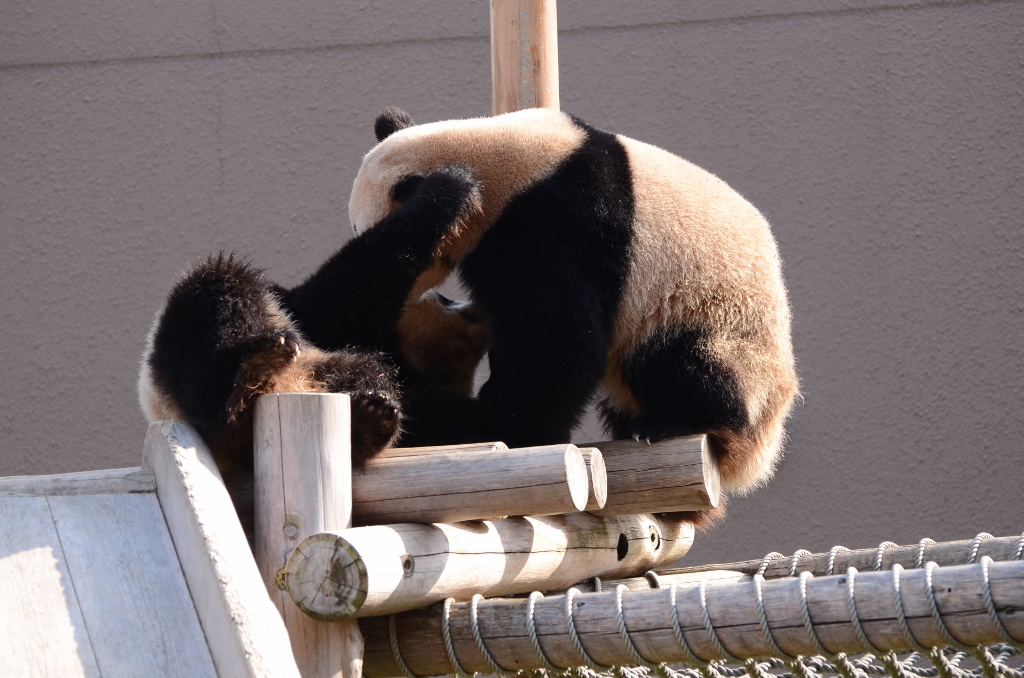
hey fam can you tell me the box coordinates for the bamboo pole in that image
[584,435,720,515]
[352,444,590,525]
[254,393,363,678]
[490,0,560,114]
[668,533,1024,578]
[281,513,694,620]
[363,559,1024,677]
[381,442,508,458]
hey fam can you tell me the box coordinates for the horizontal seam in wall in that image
[0,0,1009,74]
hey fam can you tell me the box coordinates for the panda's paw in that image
[419,165,482,221]
[349,390,402,467]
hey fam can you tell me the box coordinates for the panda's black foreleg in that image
[617,328,749,443]
[471,289,609,447]
[281,165,481,353]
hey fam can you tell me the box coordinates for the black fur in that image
[402,118,635,447]
[375,107,416,142]
[279,164,480,356]
[600,328,748,441]
[147,255,401,472]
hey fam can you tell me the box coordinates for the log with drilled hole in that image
[280,513,694,620]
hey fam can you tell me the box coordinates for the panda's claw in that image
[633,433,641,443]
[645,437,652,446]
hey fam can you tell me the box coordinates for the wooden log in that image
[254,393,363,678]
[381,442,508,458]
[579,447,607,511]
[363,559,1024,677]
[584,435,720,515]
[0,466,156,496]
[282,513,694,620]
[490,0,559,115]
[669,533,1024,578]
[553,568,748,595]
[353,444,590,525]
[144,420,300,678]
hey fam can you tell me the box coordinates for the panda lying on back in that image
[138,165,486,490]
[351,108,798,495]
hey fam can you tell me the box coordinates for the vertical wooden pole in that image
[254,393,363,678]
[490,0,560,115]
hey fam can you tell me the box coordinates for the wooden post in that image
[490,0,560,114]
[254,393,363,678]
[352,443,591,525]
[281,513,694,620]
[362,559,1024,676]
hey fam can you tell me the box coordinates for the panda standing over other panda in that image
[138,163,488,534]
[351,107,798,498]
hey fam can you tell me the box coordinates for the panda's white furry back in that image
[352,107,798,496]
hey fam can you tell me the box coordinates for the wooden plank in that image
[282,513,694,620]
[144,420,300,678]
[48,493,217,678]
[353,444,590,525]
[365,559,1024,676]
[490,0,560,114]
[584,436,720,514]
[0,496,100,678]
[668,533,1024,578]
[0,467,155,497]
[254,393,362,678]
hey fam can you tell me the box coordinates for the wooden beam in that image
[668,533,1024,578]
[363,559,1024,676]
[282,513,694,620]
[144,420,300,678]
[352,443,591,525]
[584,435,720,515]
[0,466,155,496]
[490,0,559,114]
[254,394,363,678]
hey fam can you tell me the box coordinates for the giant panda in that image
[349,107,798,495]
[138,164,485,533]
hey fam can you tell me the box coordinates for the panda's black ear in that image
[375,107,415,142]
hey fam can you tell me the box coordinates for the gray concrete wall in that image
[2,1,1021,565]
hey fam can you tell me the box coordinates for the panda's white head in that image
[348,107,587,250]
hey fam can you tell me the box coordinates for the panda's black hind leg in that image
[617,328,749,443]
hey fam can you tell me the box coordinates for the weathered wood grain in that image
[381,442,509,458]
[254,393,363,678]
[364,559,1024,676]
[490,0,559,114]
[579,447,608,512]
[47,493,217,677]
[353,443,590,525]
[0,466,155,497]
[145,420,300,678]
[584,435,720,515]
[0,496,100,678]
[283,513,694,620]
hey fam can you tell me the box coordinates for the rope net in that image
[390,531,1024,678]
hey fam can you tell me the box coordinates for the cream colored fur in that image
[350,108,797,494]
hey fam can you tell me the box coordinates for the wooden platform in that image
[0,423,300,678]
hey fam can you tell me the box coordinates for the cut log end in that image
[283,532,368,621]
[579,447,607,511]
[565,445,590,512]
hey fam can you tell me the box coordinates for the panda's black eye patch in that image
[392,175,425,203]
